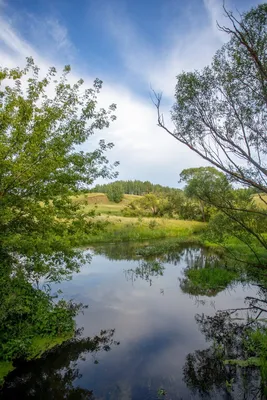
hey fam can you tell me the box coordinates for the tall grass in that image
[82,216,206,244]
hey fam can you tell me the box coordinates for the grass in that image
[253,194,267,209]
[186,267,238,289]
[180,266,239,297]
[204,235,267,266]
[73,193,140,216]
[26,333,73,360]
[83,215,206,243]
[70,192,208,245]
[0,362,14,385]
[0,334,73,386]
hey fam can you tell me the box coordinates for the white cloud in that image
[1,1,259,186]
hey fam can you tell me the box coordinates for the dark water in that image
[1,243,264,399]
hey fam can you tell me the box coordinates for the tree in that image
[155,4,267,194]
[123,193,168,217]
[180,167,227,222]
[179,167,267,260]
[91,180,174,196]
[0,59,118,373]
[0,58,118,279]
[106,182,124,203]
[154,4,267,258]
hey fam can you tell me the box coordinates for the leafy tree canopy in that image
[106,182,124,203]
[156,4,267,193]
[0,58,118,279]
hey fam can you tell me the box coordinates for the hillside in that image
[73,192,141,215]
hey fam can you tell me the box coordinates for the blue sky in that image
[0,0,263,187]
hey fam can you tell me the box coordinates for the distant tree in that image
[124,193,164,217]
[106,183,124,203]
[91,180,175,196]
[180,167,225,222]
[139,194,161,215]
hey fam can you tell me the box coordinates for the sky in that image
[0,0,264,187]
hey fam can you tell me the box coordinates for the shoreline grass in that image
[82,216,207,244]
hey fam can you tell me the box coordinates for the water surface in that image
[1,243,262,399]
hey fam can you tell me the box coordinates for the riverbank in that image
[82,216,206,243]
[0,334,72,385]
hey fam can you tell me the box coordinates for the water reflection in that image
[2,242,267,399]
[183,284,267,399]
[183,311,264,399]
[1,329,119,399]
[124,260,165,286]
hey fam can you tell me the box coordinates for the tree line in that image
[91,180,176,196]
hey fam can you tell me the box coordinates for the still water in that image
[1,243,263,399]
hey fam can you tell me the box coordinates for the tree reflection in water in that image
[0,329,119,400]
[124,260,165,286]
[123,245,267,398]
[184,287,267,399]
[9,244,261,399]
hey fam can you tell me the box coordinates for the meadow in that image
[73,192,140,215]
[72,192,206,243]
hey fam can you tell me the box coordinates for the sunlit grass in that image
[0,362,14,385]
[83,215,206,243]
[72,192,140,215]
[252,194,267,209]
[186,267,238,290]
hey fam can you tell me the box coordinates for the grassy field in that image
[73,193,140,215]
[70,192,207,243]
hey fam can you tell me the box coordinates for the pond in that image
[1,242,265,399]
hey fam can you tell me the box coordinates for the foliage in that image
[0,58,117,279]
[106,182,124,203]
[0,59,117,380]
[0,328,119,398]
[125,260,165,286]
[156,4,267,258]
[178,245,238,296]
[0,262,83,365]
[179,167,267,262]
[123,190,205,220]
[91,180,176,196]
[180,167,224,222]
[181,267,238,297]
[81,216,206,243]
[183,309,265,398]
[135,240,200,258]
[159,4,267,193]
[157,388,167,397]
[0,363,13,386]
[123,193,167,217]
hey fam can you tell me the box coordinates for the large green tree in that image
[0,59,118,373]
[155,4,267,193]
[0,58,117,280]
[155,4,267,259]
